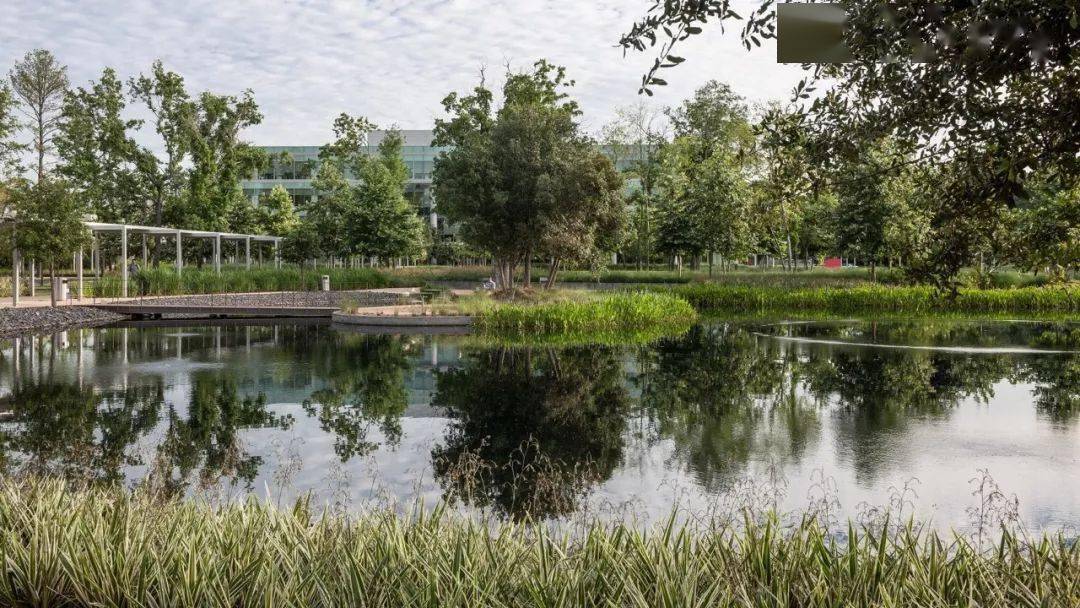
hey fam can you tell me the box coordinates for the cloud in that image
[0,0,806,147]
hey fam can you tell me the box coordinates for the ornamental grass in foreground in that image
[670,283,1080,314]
[0,479,1076,607]
[473,291,697,336]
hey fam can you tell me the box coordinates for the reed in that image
[669,284,1080,314]
[0,478,1075,607]
[473,291,698,336]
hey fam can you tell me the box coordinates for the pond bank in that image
[0,306,124,338]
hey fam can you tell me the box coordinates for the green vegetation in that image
[471,291,697,336]
[91,266,404,297]
[668,283,1080,315]
[0,478,1075,607]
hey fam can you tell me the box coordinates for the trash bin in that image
[53,277,69,301]
[320,275,330,292]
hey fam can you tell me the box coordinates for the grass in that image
[463,290,698,337]
[0,478,1075,607]
[89,266,411,297]
[668,283,1080,315]
[385,265,1062,289]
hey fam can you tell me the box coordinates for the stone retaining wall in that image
[0,307,125,338]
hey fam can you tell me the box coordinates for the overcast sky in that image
[1,0,806,146]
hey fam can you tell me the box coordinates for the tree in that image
[257,185,300,235]
[129,61,192,230]
[177,90,263,232]
[280,220,324,273]
[653,81,754,272]
[1010,182,1080,281]
[0,83,21,182]
[8,49,68,183]
[349,129,428,264]
[622,2,1080,284]
[832,142,897,281]
[599,102,667,268]
[8,178,91,306]
[55,68,145,223]
[434,60,623,289]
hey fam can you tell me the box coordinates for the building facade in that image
[240,129,649,238]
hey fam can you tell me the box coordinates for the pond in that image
[0,318,1077,531]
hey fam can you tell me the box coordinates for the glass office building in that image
[241,130,649,237]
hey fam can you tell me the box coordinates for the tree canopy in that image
[433,60,625,289]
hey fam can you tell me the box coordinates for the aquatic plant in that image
[669,284,1080,314]
[473,291,698,337]
[0,478,1075,607]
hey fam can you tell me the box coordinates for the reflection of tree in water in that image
[298,333,415,461]
[432,346,630,519]
[0,381,164,483]
[1015,355,1080,424]
[150,372,292,495]
[640,324,820,493]
[802,348,1013,482]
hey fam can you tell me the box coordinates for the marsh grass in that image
[470,291,698,337]
[670,284,1080,314]
[0,477,1076,607]
[91,266,404,297]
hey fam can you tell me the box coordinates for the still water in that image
[0,318,1077,531]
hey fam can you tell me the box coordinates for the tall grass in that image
[669,284,1080,314]
[0,478,1075,607]
[90,266,406,297]
[473,291,698,336]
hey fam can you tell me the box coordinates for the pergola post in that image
[12,248,20,307]
[29,259,35,297]
[175,230,182,276]
[77,247,83,300]
[274,240,281,268]
[245,237,251,270]
[214,234,221,274]
[121,225,128,298]
[141,234,148,268]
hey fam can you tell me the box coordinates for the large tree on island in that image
[432,61,625,290]
[622,1,1080,288]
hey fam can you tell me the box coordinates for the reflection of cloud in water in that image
[755,333,1078,355]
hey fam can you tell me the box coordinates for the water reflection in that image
[432,346,630,518]
[0,319,1076,527]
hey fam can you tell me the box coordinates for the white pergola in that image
[10,221,284,304]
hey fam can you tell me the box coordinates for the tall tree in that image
[8,49,68,183]
[350,129,428,264]
[433,60,622,289]
[599,102,667,267]
[177,90,263,231]
[654,81,754,272]
[55,68,145,223]
[129,61,192,229]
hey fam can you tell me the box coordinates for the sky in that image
[0,0,806,147]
